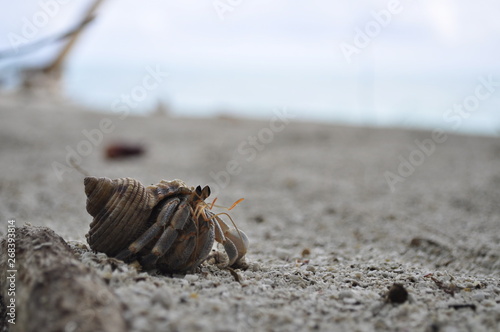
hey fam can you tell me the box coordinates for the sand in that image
[1,95,499,331]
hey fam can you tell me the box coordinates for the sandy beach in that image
[1,96,499,331]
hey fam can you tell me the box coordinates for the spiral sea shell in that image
[84,176,248,273]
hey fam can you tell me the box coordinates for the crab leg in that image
[208,211,249,266]
[190,220,215,270]
[140,198,192,268]
[116,197,180,261]
[169,234,198,272]
[210,213,239,266]
[223,227,249,263]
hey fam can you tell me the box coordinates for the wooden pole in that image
[44,0,106,75]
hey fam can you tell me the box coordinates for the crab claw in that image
[224,228,249,264]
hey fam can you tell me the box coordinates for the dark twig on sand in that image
[425,274,460,296]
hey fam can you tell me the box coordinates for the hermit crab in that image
[84,176,248,273]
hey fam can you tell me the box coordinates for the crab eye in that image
[202,186,211,198]
[195,185,202,196]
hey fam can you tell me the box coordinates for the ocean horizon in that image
[60,62,500,137]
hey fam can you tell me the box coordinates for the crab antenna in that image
[228,198,244,211]
[204,198,245,242]
[209,197,218,210]
[209,198,244,211]
[203,208,244,244]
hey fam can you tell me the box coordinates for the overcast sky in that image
[1,0,499,135]
[1,0,499,73]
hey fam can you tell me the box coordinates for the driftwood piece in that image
[0,226,125,332]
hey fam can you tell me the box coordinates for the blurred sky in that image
[1,0,499,134]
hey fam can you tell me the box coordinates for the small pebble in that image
[482,300,495,307]
[387,284,408,304]
[253,215,265,223]
[343,297,359,305]
[251,262,261,272]
[276,248,292,260]
[472,292,485,301]
[339,290,354,299]
[306,265,316,272]
[152,292,173,309]
[184,274,199,282]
